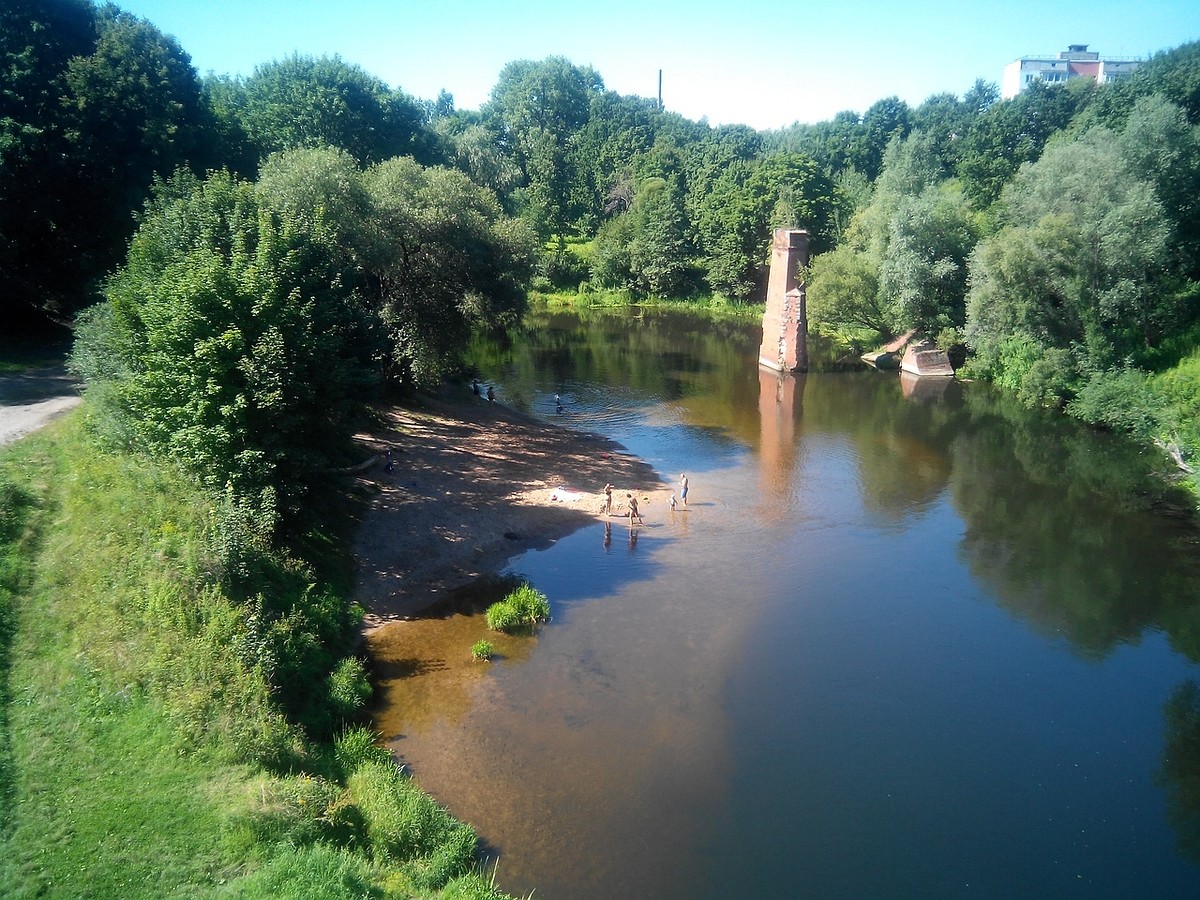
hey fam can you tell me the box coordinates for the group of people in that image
[603,473,688,526]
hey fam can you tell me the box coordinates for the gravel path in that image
[0,365,82,447]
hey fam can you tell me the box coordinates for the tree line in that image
[7,1,1200,509]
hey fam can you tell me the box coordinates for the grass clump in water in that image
[485,583,550,634]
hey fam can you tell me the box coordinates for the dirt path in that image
[351,393,670,627]
[0,365,81,447]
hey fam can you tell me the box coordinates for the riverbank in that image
[351,392,671,628]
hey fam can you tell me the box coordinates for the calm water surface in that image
[369,307,1200,899]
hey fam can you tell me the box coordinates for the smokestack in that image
[658,69,663,109]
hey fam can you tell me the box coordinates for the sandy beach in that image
[351,392,671,628]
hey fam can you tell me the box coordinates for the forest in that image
[5,4,1200,506]
[5,1,1200,895]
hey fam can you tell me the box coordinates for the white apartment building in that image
[1002,44,1141,99]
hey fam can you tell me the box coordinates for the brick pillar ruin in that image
[758,228,809,373]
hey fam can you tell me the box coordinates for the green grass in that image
[0,410,517,899]
[533,288,764,322]
[485,584,550,634]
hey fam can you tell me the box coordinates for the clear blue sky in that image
[116,0,1199,130]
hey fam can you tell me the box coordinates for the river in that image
[368,305,1200,899]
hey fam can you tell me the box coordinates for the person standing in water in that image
[679,473,689,506]
[627,493,643,525]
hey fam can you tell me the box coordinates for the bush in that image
[484,601,520,632]
[470,640,493,661]
[1067,367,1162,440]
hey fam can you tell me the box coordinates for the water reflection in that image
[756,367,804,521]
[1162,680,1200,863]
[362,306,1200,896]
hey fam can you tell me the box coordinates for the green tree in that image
[485,57,603,251]
[964,129,1173,403]
[627,175,692,296]
[694,151,834,300]
[74,171,379,525]
[257,148,538,387]
[360,156,537,385]
[1115,94,1200,283]
[847,96,912,180]
[878,183,977,336]
[571,90,661,232]
[806,244,886,335]
[957,78,1095,208]
[1,1,213,325]
[238,54,436,166]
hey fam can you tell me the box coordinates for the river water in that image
[368,306,1200,899]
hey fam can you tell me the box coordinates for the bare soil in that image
[351,393,670,628]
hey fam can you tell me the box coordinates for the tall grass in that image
[0,411,516,898]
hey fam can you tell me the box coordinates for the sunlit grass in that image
[0,410,518,899]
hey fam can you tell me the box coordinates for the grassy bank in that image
[0,412,515,899]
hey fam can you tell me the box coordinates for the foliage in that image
[471,640,494,661]
[806,245,885,335]
[258,148,538,388]
[692,151,835,300]
[484,57,603,250]
[956,77,1097,208]
[362,157,537,384]
[72,170,379,527]
[485,583,550,633]
[1066,367,1162,440]
[0,418,516,898]
[877,182,977,335]
[964,127,1173,405]
[236,53,437,166]
[0,0,217,324]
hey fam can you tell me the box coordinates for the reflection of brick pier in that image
[758,228,809,373]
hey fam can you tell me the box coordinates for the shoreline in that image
[351,392,672,629]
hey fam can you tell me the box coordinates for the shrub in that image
[508,583,550,623]
[484,601,520,633]
[470,640,493,661]
[1067,367,1162,440]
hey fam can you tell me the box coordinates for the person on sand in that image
[669,492,677,511]
[604,483,614,515]
[471,378,480,397]
[487,384,495,403]
[679,473,689,506]
[627,492,643,525]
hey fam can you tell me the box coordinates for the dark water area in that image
[369,306,1200,899]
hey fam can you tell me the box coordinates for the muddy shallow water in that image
[368,307,1200,899]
